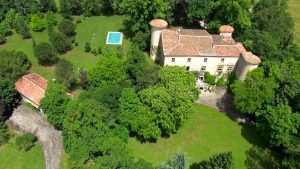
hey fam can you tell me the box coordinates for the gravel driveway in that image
[197,87,247,123]
[8,105,62,169]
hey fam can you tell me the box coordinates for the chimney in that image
[219,25,234,37]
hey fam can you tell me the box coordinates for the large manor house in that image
[149,19,261,80]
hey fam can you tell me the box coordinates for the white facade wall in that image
[235,58,259,80]
[164,56,239,75]
[150,27,165,60]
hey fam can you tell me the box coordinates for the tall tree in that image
[88,51,130,87]
[34,42,58,66]
[55,59,76,89]
[40,81,70,129]
[15,15,31,39]
[257,104,300,147]
[39,0,57,12]
[0,77,20,119]
[58,19,75,37]
[49,32,72,54]
[231,68,278,114]
[186,0,213,24]
[0,50,31,81]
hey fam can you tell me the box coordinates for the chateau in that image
[149,19,261,80]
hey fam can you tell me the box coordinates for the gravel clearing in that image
[8,105,62,169]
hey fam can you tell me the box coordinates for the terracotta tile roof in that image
[219,25,235,33]
[15,73,48,108]
[161,29,246,57]
[242,52,261,64]
[150,19,168,28]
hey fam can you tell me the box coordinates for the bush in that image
[0,121,9,146]
[49,32,72,54]
[15,133,37,151]
[30,14,46,32]
[58,19,76,37]
[34,42,58,65]
[84,42,91,52]
[98,46,102,55]
[204,72,216,85]
[216,76,226,87]
[91,48,98,56]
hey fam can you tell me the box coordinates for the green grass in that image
[0,137,45,169]
[127,104,263,169]
[288,0,300,44]
[0,15,131,80]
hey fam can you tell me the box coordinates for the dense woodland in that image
[0,0,299,169]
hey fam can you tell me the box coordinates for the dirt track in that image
[8,105,62,169]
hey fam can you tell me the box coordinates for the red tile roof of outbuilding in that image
[15,73,48,108]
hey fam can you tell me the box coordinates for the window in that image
[204,58,208,62]
[217,65,224,72]
[187,58,191,62]
[186,66,190,71]
[221,58,225,62]
[201,66,206,71]
[171,58,175,62]
[227,65,234,72]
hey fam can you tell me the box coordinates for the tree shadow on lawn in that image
[240,123,266,147]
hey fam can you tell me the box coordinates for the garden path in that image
[8,105,62,169]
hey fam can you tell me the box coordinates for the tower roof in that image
[150,19,168,28]
[242,52,261,65]
[219,25,235,33]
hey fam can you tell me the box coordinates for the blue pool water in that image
[107,32,122,44]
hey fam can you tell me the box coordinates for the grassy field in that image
[0,137,45,169]
[288,0,300,44]
[127,104,263,169]
[0,15,131,80]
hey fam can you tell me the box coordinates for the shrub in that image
[98,46,102,55]
[34,42,58,65]
[216,76,226,87]
[0,121,9,146]
[49,32,72,54]
[84,42,91,52]
[30,14,46,32]
[15,133,37,151]
[91,48,98,56]
[204,72,216,85]
[58,19,76,37]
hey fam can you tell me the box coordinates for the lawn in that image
[0,137,45,169]
[288,0,300,44]
[127,104,263,169]
[0,15,131,80]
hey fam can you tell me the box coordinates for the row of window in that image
[185,65,234,72]
[171,57,225,63]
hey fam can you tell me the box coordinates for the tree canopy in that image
[0,50,31,81]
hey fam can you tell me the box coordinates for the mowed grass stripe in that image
[288,0,300,44]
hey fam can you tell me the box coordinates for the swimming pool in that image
[106,32,123,45]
